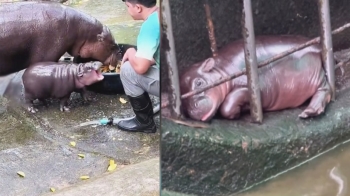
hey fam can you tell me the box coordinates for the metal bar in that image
[161,0,182,118]
[174,22,350,101]
[318,0,336,100]
[204,1,219,57]
[241,0,263,123]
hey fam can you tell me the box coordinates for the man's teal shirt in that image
[135,11,160,68]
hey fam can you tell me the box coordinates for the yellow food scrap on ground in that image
[80,176,89,180]
[108,164,117,171]
[119,97,127,104]
[78,154,85,158]
[70,141,76,147]
[108,159,117,172]
[50,188,55,192]
[17,171,25,177]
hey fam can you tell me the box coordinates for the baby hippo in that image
[22,61,104,113]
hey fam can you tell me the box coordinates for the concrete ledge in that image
[161,190,195,196]
[44,158,160,196]
[161,86,350,195]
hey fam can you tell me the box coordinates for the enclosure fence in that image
[162,0,350,123]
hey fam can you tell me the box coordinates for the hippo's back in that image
[23,62,77,81]
[0,2,101,76]
[218,35,321,71]
[23,62,78,98]
[255,35,321,60]
[254,36,324,110]
[217,35,325,110]
[0,2,96,36]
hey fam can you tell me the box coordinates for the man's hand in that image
[121,48,154,75]
[121,48,137,65]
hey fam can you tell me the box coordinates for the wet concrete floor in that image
[0,73,160,196]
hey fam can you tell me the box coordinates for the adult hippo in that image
[0,1,121,76]
[180,35,332,122]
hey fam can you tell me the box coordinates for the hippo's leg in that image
[24,93,38,113]
[59,95,71,112]
[38,99,48,107]
[77,88,91,102]
[219,88,250,119]
[299,79,331,118]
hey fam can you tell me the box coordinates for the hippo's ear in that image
[97,32,105,42]
[184,76,191,85]
[77,65,85,77]
[78,71,84,77]
[200,58,215,72]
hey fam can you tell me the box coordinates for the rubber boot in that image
[117,92,156,133]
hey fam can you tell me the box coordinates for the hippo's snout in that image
[92,62,103,70]
[80,61,104,82]
[187,96,216,122]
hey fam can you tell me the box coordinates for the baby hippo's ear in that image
[78,71,84,77]
[200,58,216,72]
[77,64,85,77]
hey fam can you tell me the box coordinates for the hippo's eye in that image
[194,78,204,87]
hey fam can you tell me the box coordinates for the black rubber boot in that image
[117,92,156,133]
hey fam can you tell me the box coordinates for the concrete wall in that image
[161,0,350,92]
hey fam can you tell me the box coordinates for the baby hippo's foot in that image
[59,97,70,112]
[78,89,92,103]
[60,105,70,112]
[83,96,92,103]
[299,88,330,119]
[28,106,39,114]
[298,107,324,118]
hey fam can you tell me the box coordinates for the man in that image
[118,0,160,133]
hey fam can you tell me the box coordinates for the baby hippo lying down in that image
[22,61,104,113]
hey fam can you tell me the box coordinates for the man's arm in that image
[123,12,159,75]
[123,48,154,75]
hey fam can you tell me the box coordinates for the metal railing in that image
[161,0,182,119]
[162,0,347,123]
[242,0,263,123]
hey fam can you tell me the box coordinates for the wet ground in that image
[65,0,143,45]
[235,139,350,196]
[0,0,160,195]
